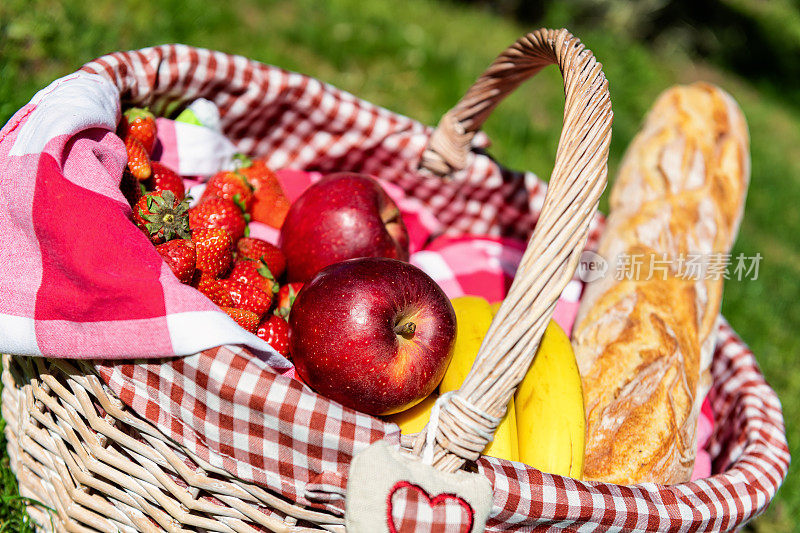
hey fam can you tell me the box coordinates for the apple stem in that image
[394,321,416,338]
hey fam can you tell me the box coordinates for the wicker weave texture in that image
[414,28,612,473]
[4,27,783,533]
[0,29,613,532]
[2,355,348,532]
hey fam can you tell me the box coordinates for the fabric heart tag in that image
[345,440,492,533]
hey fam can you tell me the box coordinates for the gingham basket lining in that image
[73,44,792,530]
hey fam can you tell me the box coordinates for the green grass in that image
[0,417,38,533]
[1,0,798,529]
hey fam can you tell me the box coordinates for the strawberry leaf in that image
[124,107,155,122]
[174,200,190,216]
[234,170,254,191]
[140,192,191,241]
[232,193,247,213]
[256,261,275,281]
[232,153,253,169]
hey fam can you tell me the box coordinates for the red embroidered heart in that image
[387,481,474,533]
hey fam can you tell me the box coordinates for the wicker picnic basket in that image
[1,29,789,532]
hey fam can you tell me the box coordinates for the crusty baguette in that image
[572,83,750,484]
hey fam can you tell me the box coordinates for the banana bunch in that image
[440,296,519,462]
[515,320,585,478]
[388,296,585,478]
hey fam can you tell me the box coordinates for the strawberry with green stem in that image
[120,107,157,154]
[236,237,286,278]
[201,169,254,211]
[274,282,303,320]
[133,190,191,244]
[227,259,279,297]
[234,154,290,229]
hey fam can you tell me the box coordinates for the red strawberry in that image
[201,170,253,211]
[236,156,290,228]
[147,161,185,200]
[189,197,249,243]
[120,107,157,154]
[222,307,260,333]
[252,188,291,229]
[133,190,191,244]
[235,155,273,190]
[217,279,272,318]
[228,259,278,296]
[274,282,303,320]
[236,238,286,278]
[195,278,234,307]
[125,135,152,181]
[192,227,233,280]
[155,239,196,283]
[256,315,290,357]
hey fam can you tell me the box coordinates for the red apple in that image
[289,257,456,415]
[279,173,409,282]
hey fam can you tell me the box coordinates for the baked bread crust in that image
[572,83,750,484]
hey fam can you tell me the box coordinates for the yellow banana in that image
[385,392,438,434]
[484,396,518,461]
[515,320,585,478]
[439,296,518,462]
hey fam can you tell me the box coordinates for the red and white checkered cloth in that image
[0,44,789,530]
[479,321,789,531]
[386,481,476,533]
[0,72,289,362]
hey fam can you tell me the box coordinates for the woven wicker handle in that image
[412,28,612,473]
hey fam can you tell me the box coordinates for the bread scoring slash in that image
[572,83,750,484]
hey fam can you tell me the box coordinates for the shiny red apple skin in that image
[289,257,456,416]
[278,173,409,282]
